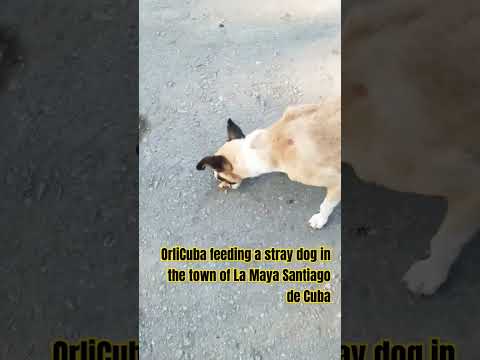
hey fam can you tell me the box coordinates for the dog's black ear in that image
[196,155,232,171]
[227,118,245,141]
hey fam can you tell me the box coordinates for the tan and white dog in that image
[196,98,340,230]
[343,0,480,295]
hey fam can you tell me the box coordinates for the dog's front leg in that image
[403,197,480,295]
[309,185,341,229]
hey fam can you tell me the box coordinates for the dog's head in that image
[196,118,248,190]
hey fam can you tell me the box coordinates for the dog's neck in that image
[239,130,280,178]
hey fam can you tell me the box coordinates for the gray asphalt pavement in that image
[139,0,341,359]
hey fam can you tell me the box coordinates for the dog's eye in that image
[217,174,236,185]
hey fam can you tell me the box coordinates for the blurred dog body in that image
[343,0,480,294]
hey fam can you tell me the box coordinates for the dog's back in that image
[266,98,340,186]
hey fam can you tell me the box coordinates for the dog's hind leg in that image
[403,195,480,295]
[309,184,341,229]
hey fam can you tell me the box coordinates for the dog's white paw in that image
[402,258,449,295]
[309,213,328,229]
